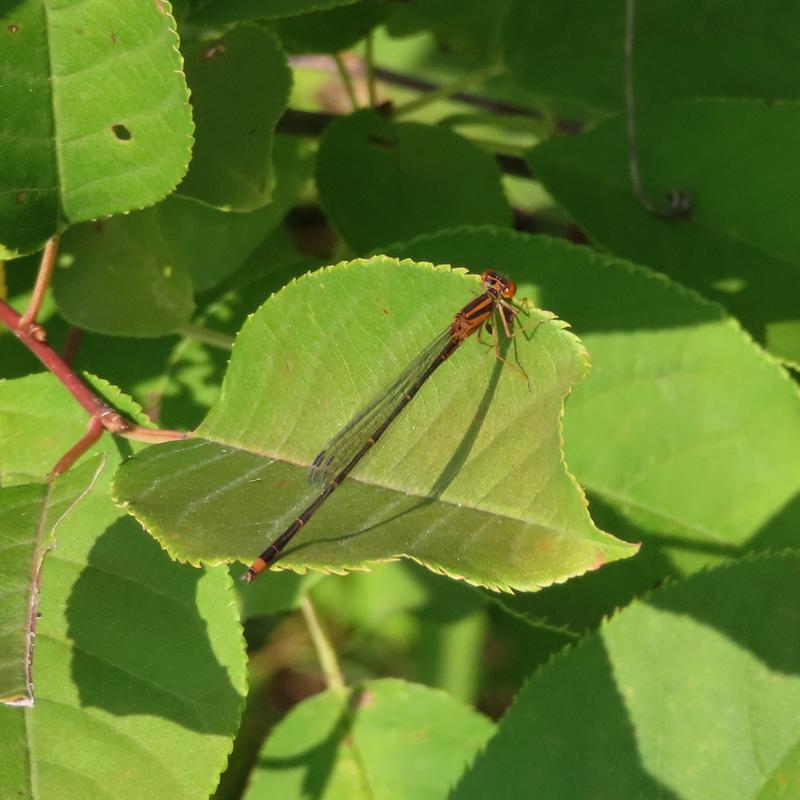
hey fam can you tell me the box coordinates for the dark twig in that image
[624,0,691,218]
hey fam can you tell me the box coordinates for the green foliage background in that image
[0,1,798,799]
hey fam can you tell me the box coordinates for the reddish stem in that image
[0,297,190,465]
[19,234,59,334]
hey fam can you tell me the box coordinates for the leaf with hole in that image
[0,0,192,257]
[180,24,292,211]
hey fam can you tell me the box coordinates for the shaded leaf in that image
[453,553,800,800]
[244,678,495,800]
[386,0,513,61]
[52,214,196,337]
[385,228,800,629]
[189,0,361,25]
[266,1,389,54]
[504,0,800,112]
[114,257,636,592]
[528,100,800,364]
[0,374,247,798]
[317,110,512,253]
[0,0,192,257]
[181,25,292,211]
[51,136,315,336]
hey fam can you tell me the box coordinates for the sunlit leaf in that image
[114,257,636,592]
[453,553,800,800]
[0,0,192,257]
[244,679,495,800]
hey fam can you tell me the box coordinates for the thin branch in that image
[333,53,360,110]
[19,234,59,332]
[624,0,691,218]
[0,297,189,457]
[179,323,235,351]
[393,63,504,117]
[50,416,105,478]
[364,31,378,107]
[300,596,345,692]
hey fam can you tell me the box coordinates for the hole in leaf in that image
[111,124,132,141]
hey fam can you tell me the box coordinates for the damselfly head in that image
[481,270,516,299]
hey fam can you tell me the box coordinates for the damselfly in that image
[243,269,525,582]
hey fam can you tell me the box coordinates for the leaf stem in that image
[300,596,345,692]
[0,297,190,474]
[19,234,59,331]
[624,0,691,218]
[179,323,235,351]
[392,63,504,117]
[333,53,360,110]
[364,32,378,107]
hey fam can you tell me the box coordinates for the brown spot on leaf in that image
[110,32,117,44]
[7,23,19,33]
[94,220,105,232]
[15,191,26,205]
[588,550,608,572]
[357,689,375,707]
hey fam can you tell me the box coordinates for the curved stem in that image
[19,234,59,330]
[624,0,691,218]
[364,32,378,107]
[300,596,345,692]
[334,53,359,110]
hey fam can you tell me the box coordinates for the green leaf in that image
[158,226,320,430]
[51,135,315,339]
[452,552,800,800]
[52,213,196,337]
[113,257,636,592]
[385,229,800,577]
[316,110,512,253]
[180,25,292,211]
[503,0,800,112]
[0,374,247,798]
[243,678,495,799]
[0,459,106,706]
[386,0,513,61]
[527,100,800,365]
[189,0,361,26]
[266,1,389,54]
[0,0,192,257]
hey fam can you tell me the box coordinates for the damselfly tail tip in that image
[241,557,268,583]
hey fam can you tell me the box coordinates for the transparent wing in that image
[310,325,456,488]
